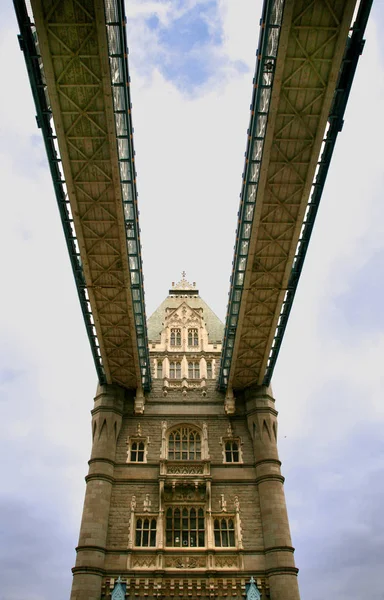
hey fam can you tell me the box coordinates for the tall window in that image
[188,361,200,379]
[135,518,156,547]
[170,361,181,379]
[188,328,198,346]
[157,361,163,378]
[225,440,240,463]
[130,440,145,462]
[166,507,205,547]
[168,427,201,460]
[214,518,235,547]
[206,361,212,378]
[170,328,181,346]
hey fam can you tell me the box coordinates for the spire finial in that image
[182,270,186,278]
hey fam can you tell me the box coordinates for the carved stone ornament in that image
[134,389,145,414]
[215,555,238,568]
[131,495,136,512]
[234,495,240,512]
[136,423,142,436]
[220,494,227,512]
[132,555,156,568]
[167,464,204,475]
[143,494,151,512]
[165,556,206,569]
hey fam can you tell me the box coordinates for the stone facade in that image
[70,279,300,599]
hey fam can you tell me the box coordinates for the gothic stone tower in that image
[70,276,300,600]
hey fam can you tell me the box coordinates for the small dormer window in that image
[188,361,200,379]
[188,328,198,346]
[170,328,181,346]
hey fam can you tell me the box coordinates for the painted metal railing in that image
[218,0,285,390]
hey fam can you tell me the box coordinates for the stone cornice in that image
[255,473,285,485]
[85,473,115,484]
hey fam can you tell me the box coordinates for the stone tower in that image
[70,275,300,600]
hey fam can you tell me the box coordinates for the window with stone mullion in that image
[170,361,181,379]
[188,328,198,346]
[135,518,156,547]
[168,428,201,460]
[170,328,181,346]
[166,507,205,547]
[214,517,235,547]
[225,440,239,462]
[188,361,200,379]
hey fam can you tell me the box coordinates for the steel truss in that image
[219,0,371,391]
[15,0,151,390]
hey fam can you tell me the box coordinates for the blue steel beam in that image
[218,0,285,391]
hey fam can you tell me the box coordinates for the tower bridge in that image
[13,0,373,599]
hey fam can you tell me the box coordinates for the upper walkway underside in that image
[15,0,371,397]
[219,0,372,392]
[16,0,151,390]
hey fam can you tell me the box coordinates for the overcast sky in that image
[1,1,383,599]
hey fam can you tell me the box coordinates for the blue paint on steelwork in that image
[218,0,285,391]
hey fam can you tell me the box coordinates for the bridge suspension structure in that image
[14,0,151,391]
[14,0,372,398]
[218,0,373,393]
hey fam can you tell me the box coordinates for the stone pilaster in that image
[70,384,125,600]
[245,386,300,600]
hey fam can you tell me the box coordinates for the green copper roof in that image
[147,286,224,344]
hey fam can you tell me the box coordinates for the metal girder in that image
[15,0,151,390]
[219,0,366,391]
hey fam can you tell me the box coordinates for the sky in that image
[0,1,384,599]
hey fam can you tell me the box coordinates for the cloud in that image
[1,2,384,600]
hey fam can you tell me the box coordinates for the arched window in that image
[168,427,201,460]
[170,328,181,346]
[206,361,212,378]
[166,507,205,547]
[214,518,235,547]
[170,361,181,379]
[131,441,145,462]
[225,440,240,463]
[157,361,163,378]
[188,361,200,379]
[188,328,198,346]
[135,518,156,547]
